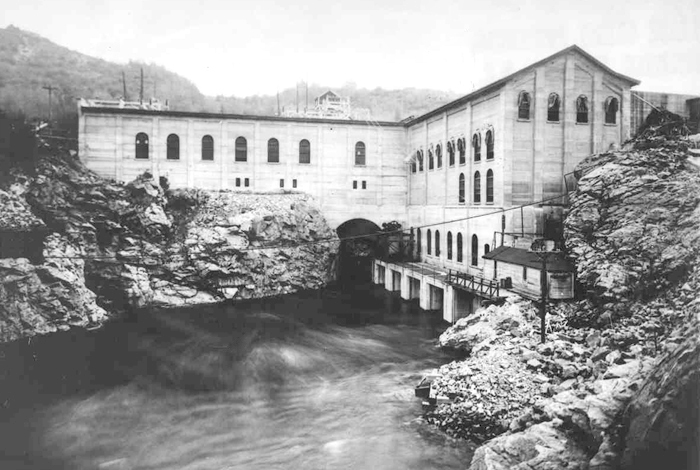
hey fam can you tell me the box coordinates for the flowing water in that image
[0,285,473,469]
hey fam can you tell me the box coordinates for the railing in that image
[447,270,500,299]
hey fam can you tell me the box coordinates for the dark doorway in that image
[336,218,381,285]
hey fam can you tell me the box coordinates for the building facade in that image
[79,45,641,275]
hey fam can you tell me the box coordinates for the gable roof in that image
[408,45,641,125]
[482,246,574,272]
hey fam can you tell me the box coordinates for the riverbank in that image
[425,134,700,469]
[0,142,339,342]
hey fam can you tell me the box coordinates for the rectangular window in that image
[353,180,357,189]
[280,179,284,188]
[293,179,297,188]
[244,178,249,187]
[362,181,367,189]
[235,177,241,187]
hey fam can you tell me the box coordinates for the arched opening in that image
[336,218,381,284]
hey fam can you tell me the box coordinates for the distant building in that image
[282,90,371,120]
[630,91,700,135]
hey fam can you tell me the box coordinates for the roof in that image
[408,45,641,125]
[482,246,574,272]
[79,106,403,128]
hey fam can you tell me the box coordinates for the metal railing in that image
[447,269,500,299]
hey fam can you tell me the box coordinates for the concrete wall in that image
[79,111,408,230]
[404,49,635,275]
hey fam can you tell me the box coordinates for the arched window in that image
[471,234,479,266]
[484,244,490,255]
[435,230,441,257]
[166,134,179,160]
[518,91,531,120]
[427,229,432,255]
[458,138,466,164]
[428,148,434,170]
[447,232,453,260]
[417,150,424,172]
[135,132,149,159]
[268,138,279,163]
[436,144,442,168]
[605,97,619,124]
[299,139,311,164]
[457,233,463,263]
[417,228,422,256]
[473,171,481,204]
[447,141,455,166]
[472,133,481,162]
[458,173,465,204]
[201,135,214,161]
[485,129,494,160]
[235,137,247,162]
[355,141,366,166]
[486,169,494,203]
[576,95,589,124]
[548,93,561,122]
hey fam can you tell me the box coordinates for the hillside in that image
[0,25,461,128]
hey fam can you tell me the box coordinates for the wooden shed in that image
[482,246,575,300]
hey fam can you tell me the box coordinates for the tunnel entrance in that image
[336,218,381,285]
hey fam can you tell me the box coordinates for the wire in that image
[40,192,569,261]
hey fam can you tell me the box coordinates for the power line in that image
[41,192,569,262]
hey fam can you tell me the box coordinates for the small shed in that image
[482,246,575,300]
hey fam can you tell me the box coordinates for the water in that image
[0,285,473,469]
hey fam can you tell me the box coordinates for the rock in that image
[605,350,623,364]
[603,360,641,379]
[586,330,602,348]
[526,358,543,369]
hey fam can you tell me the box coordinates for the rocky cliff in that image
[0,145,338,342]
[427,133,700,469]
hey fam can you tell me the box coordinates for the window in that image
[235,137,247,162]
[411,157,417,173]
[523,266,527,281]
[485,130,494,160]
[135,132,149,159]
[299,139,310,164]
[457,233,463,263]
[417,228,422,256]
[202,135,214,161]
[436,144,442,168]
[486,169,494,203]
[353,180,357,189]
[235,177,241,187]
[458,138,466,164]
[280,179,285,188]
[605,97,619,124]
[417,150,424,172]
[472,133,481,162]
[518,91,531,120]
[435,230,440,257]
[473,171,481,203]
[576,95,589,124]
[447,141,455,166]
[362,181,367,189]
[245,178,249,187]
[447,232,453,260]
[355,141,366,166]
[293,179,297,188]
[267,138,279,163]
[166,134,179,160]
[548,93,560,122]
[471,235,478,266]
[484,244,490,255]
[458,173,465,204]
[427,229,432,255]
[428,148,434,170]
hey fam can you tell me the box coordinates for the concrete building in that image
[79,45,651,321]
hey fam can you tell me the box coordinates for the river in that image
[0,284,474,469]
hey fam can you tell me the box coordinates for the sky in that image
[3,0,700,98]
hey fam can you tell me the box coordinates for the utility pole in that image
[42,85,57,124]
[529,239,559,344]
[139,68,144,105]
[122,71,128,100]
